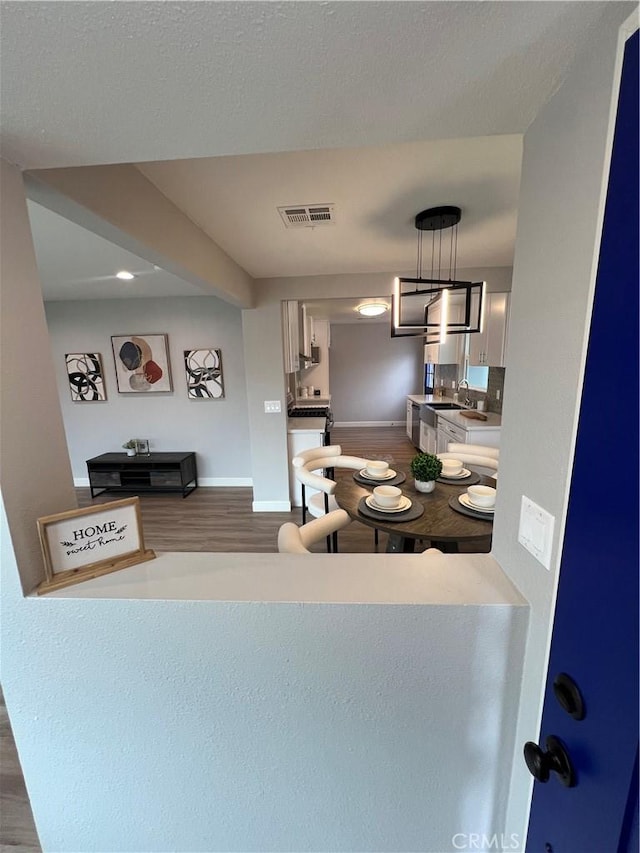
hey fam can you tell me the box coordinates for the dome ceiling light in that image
[357,302,388,317]
[391,206,485,340]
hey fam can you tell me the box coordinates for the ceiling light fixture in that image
[116,270,135,280]
[357,302,388,317]
[391,206,485,340]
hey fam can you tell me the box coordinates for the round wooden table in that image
[334,470,495,553]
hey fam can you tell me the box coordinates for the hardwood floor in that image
[76,426,422,555]
[1,427,488,851]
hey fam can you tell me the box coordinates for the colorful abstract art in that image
[65,353,107,401]
[111,334,172,393]
[184,348,224,399]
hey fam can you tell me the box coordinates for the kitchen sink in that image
[425,402,464,410]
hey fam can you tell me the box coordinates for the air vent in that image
[278,204,336,228]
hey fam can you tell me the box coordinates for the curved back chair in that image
[446,442,499,461]
[277,509,352,554]
[294,453,369,551]
[291,445,342,524]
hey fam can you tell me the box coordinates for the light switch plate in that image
[264,400,281,413]
[518,496,555,570]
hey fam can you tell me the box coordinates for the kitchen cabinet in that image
[423,296,465,365]
[419,420,437,455]
[282,300,300,374]
[469,292,509,367]
[436,412,501,453]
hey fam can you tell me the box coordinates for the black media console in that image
[86,452,197,498]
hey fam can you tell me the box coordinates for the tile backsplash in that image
[434,364,505,414]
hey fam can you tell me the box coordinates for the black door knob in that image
[523,735,577,787]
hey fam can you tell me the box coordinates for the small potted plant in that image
[409,452,442,493]
[122,439,138,457]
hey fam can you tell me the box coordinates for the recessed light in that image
[116,270,135,280]
[357,302,388,317]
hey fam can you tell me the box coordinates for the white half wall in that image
[45,297,251,482]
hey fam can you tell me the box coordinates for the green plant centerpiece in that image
[409,452,442,493]
[122,439,138,455]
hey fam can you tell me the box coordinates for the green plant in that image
[122,439,138,450]
[410,452,442,482]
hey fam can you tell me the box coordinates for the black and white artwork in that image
[65,353,107,401]
[184,348,224,399]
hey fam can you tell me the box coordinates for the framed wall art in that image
[135,438,150,455]
[65,353,107,401]
[111,334,173,393]
[184,348,225,399]
[36,497,155,594]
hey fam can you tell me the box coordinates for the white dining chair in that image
[277,509,352,554]
[291,444,342,524]
[446,442,499,461]
[294,452,369,551]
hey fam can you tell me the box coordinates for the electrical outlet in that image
[496,389,501,401]
[264,400,281,413]
[451,380,456,389]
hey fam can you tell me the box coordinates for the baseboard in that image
[74,477,253,488]
[252,500,292,512]
[333,421,404,428]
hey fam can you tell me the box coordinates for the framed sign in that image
[37,497,155,593]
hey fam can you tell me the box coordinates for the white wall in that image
[491,6,633,839]
[330,322,423,423]
[45,297,252,483]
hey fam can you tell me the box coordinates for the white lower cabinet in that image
[419,421,437,455]
[436,414,501,453]
[406,399,413,439]
[288,429,325,507]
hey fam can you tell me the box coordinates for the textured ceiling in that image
[0,1,615,170]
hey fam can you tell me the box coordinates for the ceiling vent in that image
[278,204,336,228]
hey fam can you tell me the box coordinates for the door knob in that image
[523,735,577,787]
[553,672,586,720]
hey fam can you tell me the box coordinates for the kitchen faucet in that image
[457,379,471,406]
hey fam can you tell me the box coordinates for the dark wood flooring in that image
[1,427,488,851]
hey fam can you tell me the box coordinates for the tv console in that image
[86,452,197,499]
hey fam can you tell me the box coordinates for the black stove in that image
[288,406,330,418]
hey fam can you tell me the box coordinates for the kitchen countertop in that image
[407,394,501,430]
[294,395,331,405]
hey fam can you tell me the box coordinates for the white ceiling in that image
[2,1,626,301]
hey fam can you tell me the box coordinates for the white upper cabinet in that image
[469,291,510,367]
[282,300,300,374]
[423,293,465,365]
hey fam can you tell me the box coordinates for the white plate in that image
[365,495,412,514]
[458,494,495,514]
[359,468,397,481]
[440,468,471,480]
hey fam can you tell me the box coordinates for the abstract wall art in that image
[184,348,225,399]
[65,353,107,401]
[111,334,172,393]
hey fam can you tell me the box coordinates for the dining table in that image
[334,468,496,553]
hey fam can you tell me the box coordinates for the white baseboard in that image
[74,477,253,488]
[333,421,403,428]
[252,500,291,512]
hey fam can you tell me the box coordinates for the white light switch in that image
[264,400,281,413]
[518,496,555,570]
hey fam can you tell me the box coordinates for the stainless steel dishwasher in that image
[410,401,420,447]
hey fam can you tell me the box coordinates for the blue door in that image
[525,29,638,852]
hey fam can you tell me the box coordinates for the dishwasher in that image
[410,401,421,447]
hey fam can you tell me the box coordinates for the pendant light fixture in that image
[391,206,485,340]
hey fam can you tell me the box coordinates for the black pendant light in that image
[391,206,485,340]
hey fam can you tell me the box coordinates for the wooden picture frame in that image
[111,333,173,393]
[37,497,155,594]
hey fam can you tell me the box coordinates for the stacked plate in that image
[365,494,412,514]
[440,468,471,480]
[358,468,397,482]
[458,494,494,514]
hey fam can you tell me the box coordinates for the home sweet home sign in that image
[37,497,155,593]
